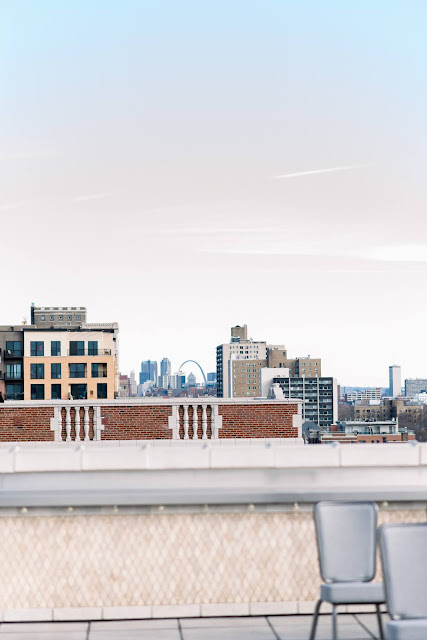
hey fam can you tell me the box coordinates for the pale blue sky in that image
[1,1,427,385]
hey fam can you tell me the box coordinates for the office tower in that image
[389,365,401,398]
[405,378,427,397]
[207,372,216,383]
[0,305,119,401]
[160,358,171,377]
[139,360,158,385]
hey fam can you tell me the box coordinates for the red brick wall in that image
[0,403,299,441]
[218,404,298,438]
[0,407,54,441]
[101,405,173,439]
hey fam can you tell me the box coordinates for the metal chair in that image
[309,501,385,640]
[379,523,427,640]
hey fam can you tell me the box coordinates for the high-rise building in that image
[160,358,171,377]
[269,372,338,427]
[0,305,119,401]
[216,325,322,398]
[216,326,268,398]
[139,360,158,385]
[405,378,427,397]
[129,370,137,396]
[389,365,401,398]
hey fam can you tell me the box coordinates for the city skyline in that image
[2,1,427,386]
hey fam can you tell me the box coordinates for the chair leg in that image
[375,604,384,640]
[332,604,338,640]
[308,599,322,640]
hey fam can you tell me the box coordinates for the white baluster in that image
[65,406,72,441]
[210,404,216,439]
[202,405,208,440]
[74,406,81,441]
[176,405,181,440]
[192,404,198,439]
[83,406,90,440]
[183,405,189,440]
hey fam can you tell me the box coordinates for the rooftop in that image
[0,613,386,639]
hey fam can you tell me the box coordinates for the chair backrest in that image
[379,523,427,619]
[314,501,378,583]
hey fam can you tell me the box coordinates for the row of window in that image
[39,314,81,322]
[31,383,107,400]
[30,341,99,357]
[30,363,108,379]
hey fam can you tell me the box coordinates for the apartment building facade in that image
[216,325,322,399]
[0,306,119,401]
[273,375,338,427]
[405,378,427,397]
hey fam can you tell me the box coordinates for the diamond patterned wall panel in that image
[0,505,424,609]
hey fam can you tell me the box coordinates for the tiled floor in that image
[0,613,386,639]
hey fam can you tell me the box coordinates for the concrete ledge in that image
[201,603,250,617]
[53,607,103,621]
[2,608,53,622]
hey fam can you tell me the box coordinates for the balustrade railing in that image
[50,401,222,441]
[169,402,221,440]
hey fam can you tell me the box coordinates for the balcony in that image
[0,440,421,631]
[67,349,112,356]
[5,372,23,380]
[4,349,23,359]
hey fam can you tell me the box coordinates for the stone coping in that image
[0,441,426,506]
[1,397,302,407]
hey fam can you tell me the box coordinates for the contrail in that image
[274,164,367,179]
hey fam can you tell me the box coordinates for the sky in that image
[1,0,427,387]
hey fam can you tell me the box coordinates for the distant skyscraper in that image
[389,365,401,398]
[187,372,196,386]
[129,370,137,396]
[160,358,171,376]
[139,360,158,385]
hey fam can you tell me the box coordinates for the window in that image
[58,315,63,321]
[70,383,87,400]
[69,341,84,356]
[5,383,23,400]
[69,363,86,378]
[51,363,61,379]
[51,384,62,400]
[40,315,45,321]
[6,363,22,379]
[51,341,61,356]
[91,363,107,378]
[88,341,98,356]
[30,364,44,379]
[76,315,81,321]
[49,315,54,321]
[67,315,72,321]
[6,341,22,357]
[31,384,44,400]
[97,383,107,399]
[30,341,44,356]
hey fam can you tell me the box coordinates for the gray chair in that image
[309,501,385,640]
[379,523,427,640]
